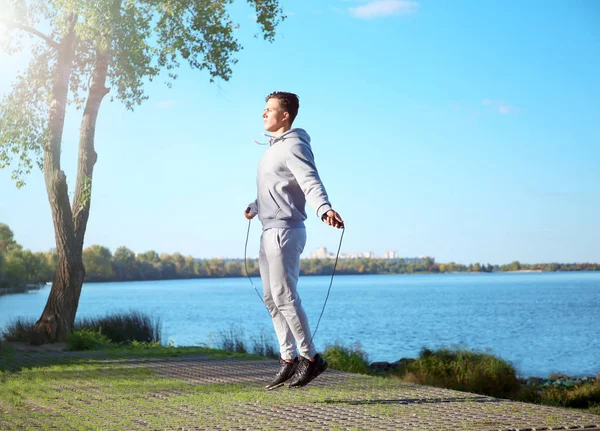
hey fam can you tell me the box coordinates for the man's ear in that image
[282,111,290,123]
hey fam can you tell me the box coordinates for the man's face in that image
[263,98,288,132]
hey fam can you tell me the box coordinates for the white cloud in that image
[154,100,176,109]
[497,104,517,114]
[349,0,418,19]
[482,99,518,114]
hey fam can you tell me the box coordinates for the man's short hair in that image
[266,91,300,125]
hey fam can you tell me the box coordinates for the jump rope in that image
[244,218,345,350]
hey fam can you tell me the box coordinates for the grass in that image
[76,310,161,344]
[1,318,36,342]
[2,314,599,424]
[0,344,268,373]
[318,343,600,416]
[0,361,195,430]
[215,325,278,359]
[1,311,161,346]
[104,344,268,360]
[0,350,407,431]
[537,381,600,410]
[320,343,520,399]
[67,328,112,351]
[397,347,521,399]
[323,342,370,374]
[0,343,597,431]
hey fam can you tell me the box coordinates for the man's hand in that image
[322,209,344,229]
[244,207,256,220]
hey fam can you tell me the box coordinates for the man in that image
[245,91,344,389]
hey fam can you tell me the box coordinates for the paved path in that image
[1,350,599,430]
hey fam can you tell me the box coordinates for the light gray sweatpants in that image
[259,227,316,360]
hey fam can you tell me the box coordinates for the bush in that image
[75,311,161,345]
[404,347,520,399]
[1,318,36,342]
[67,329,111,351]
[539,381,600,409]
[589,403,600,415]
[1,311,160,347]
[323,343,370,374]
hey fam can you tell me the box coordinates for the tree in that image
[509,261,521,271]
[0,223,19,253]
[136,250,161,280]
[112,246,137,280]
[0,252,5,288]
[224,260,242,277]
[82,245,114,281]
[0,0,285,343]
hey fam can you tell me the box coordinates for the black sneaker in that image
[287,353,328,388]
[265,357,298,390]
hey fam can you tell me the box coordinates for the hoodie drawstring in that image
[253,133,279,146]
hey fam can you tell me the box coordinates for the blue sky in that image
[1,0,599,264]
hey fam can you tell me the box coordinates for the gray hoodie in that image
[248,128,332,230]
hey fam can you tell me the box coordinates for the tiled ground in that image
[1,351,599,430]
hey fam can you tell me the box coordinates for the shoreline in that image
[368,358,599,381]
[47,268,600,285]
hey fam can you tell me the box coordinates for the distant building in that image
[304,246,432,262]
[307,245,335,259]
[383,250,398,259]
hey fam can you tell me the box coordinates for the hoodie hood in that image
[254,128,311,147]
[269,128,311,146]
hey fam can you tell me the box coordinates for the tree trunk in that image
[72,52,110,254]
[32,14,81,345]
[32,0,119,344]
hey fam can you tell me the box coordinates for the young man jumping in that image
[245,91,344,389]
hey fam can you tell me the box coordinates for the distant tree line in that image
[301,258,600,276]
[1,223,598,289]
[0,224,56,289]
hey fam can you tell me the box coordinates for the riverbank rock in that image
[522,374,599,388]
[369,358,415,373]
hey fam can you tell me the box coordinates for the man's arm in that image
[286,143,332,219]
[244,199,258,220]
[287,143,344,229]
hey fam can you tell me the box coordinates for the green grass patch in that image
[537,381,600,409]
[0,347,596,431]
[67,328,112,351]
[388,347,521,399]
[103,344,268,360]
[0,343,269,375]
[0,353,403,430]
[323,342,370,374]
[3,314,599,421]
[0,360,195,430]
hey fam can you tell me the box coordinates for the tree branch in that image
[0,20,59,49]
